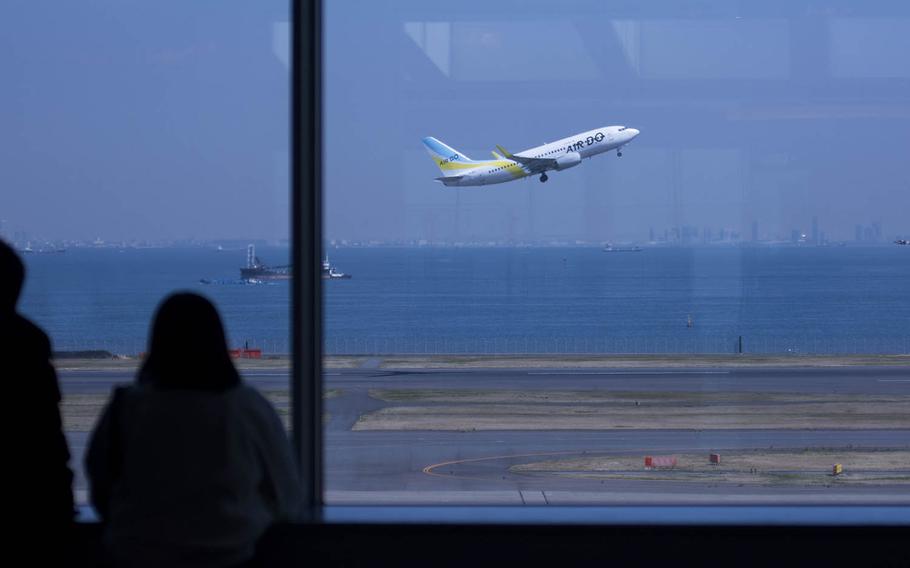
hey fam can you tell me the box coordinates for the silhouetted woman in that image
[1,240,74,562]
[87,292,302,567]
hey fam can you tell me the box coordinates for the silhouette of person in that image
[1,241,74,560]
[86,292,302,567]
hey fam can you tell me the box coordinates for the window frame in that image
[291,0,324,519]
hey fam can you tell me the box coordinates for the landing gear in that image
[539,173,548,183]
[617,149,623,157]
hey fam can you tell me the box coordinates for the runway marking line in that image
[244,372,291,377]
[423,450,586,479]
[526,371,730,376]
[245,372,342,377]
[422,448,680,480]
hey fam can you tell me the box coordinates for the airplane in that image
[896,239,909,246]
[423,125,640,187]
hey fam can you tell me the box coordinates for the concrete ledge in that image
[67,509,910,567]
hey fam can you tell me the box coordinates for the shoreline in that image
[52,353,910,371]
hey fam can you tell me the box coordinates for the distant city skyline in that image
[1,212,906,247]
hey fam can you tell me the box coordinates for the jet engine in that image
[555,152,582,170]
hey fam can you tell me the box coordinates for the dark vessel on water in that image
[239,244,351,280]
[240,244,291,281]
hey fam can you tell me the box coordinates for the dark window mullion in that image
[291,0,324,519]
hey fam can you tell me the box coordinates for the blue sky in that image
[3,1,910,242]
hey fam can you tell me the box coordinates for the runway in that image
[60,365,910,395]
[62,365,910,505]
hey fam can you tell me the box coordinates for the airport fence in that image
[51,335,910,357]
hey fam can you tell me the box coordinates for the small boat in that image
[322,257,352,279]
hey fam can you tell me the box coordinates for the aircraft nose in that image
[627,128,640,138]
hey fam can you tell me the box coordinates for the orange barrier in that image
[710,453,721,464]
[644,456,677,469]
[229,348,262,359]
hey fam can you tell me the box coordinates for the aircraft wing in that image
[495,144,555,173]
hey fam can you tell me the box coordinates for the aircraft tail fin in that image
[423,137,479,174]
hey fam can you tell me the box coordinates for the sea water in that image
[17,245,910,355]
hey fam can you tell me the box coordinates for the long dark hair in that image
[139,292,240,391]
[0,240,25,313]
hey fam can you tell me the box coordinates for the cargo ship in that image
[240,245,291,280]
[239,245,351,280]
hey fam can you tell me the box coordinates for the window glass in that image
[3,1,290,510]
[324,1,910,506]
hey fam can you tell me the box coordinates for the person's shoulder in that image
[232,384,274,409]
[228,383,271,409]
[0,313,51,355]
[231,385,285,426]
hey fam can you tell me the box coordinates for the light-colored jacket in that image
[87,384,303,567]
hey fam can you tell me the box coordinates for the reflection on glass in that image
[323,0,910,506]
[3,2,291,510]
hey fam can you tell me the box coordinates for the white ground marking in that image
[527,371,731,376]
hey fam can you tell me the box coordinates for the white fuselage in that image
[447,125,639,187]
